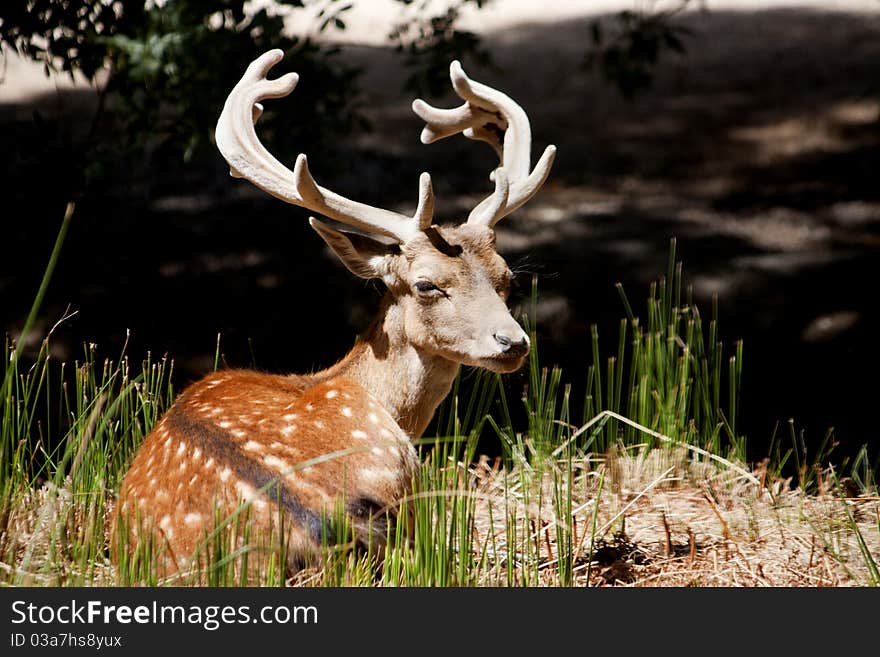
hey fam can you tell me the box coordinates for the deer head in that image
[214,50,556,374]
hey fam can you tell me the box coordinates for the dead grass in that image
[2,445,877,587]
[463,447,879,587]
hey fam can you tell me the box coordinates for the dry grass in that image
[2,443,877,587]
[462,447,880,587]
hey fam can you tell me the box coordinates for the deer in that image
[111,49,556,577]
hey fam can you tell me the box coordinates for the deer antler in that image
[412,61,556,227]
[215,49,434,243]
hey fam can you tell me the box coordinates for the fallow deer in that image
[112,49,556,576]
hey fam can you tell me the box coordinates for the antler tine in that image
[468,145,556,227]
[411,99,503,156]
[482,168,510,227]
[412,60,556,228]
[216,49,433,242]
[449,61,531,180]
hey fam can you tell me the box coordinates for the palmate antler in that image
[215,50,554,241]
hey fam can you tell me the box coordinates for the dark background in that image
[2,6,879,463]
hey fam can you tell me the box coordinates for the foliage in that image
[0,0,698,209]
[583,4,693,99]
[0,0,362,203]
[0,0,148,81]
[388,0,495,98]
[100,3,352,160]
[0,0,501,165]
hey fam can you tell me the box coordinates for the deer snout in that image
[493,329,530,358]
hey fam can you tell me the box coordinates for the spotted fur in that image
[112,373,417,574]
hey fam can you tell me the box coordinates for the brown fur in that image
[113,373,417,574]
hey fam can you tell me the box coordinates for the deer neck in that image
[317,295,460,439]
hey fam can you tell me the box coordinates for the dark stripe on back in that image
[165,404,332,544]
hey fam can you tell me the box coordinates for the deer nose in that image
[494,332,530,357]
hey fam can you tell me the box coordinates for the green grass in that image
[1,211,878,586]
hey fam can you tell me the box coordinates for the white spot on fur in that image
[368,412,379,424]
[360,467,394,484]
[219,421,233,429]
[280,425,297,437]
[164,437,172,449]
[352,430,368,440]
[314,420,325,430]
[380,428,393,439]
[159,515,174,538]
[192,447,202,461]
[232,429,247,438]
[341,407,353,417]
[325,389,338,399]
[243,440,263,453]
[282,413,298,421]
[235,481,256,500]
[178,461,187,471]
[305,403,315,412]
[264,455,289,471]
[219,467,232,482]
[269,441,283,450]
[205,457,215,469]
[176,442,186,457]
[371,447,383,456]
[184,512,203,527]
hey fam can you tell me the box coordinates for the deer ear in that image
[309,217,398,281]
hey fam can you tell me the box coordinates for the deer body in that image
[112,51,556,575]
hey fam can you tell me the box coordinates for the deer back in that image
[113,370,417,574]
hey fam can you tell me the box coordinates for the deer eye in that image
[414,280,443,295]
